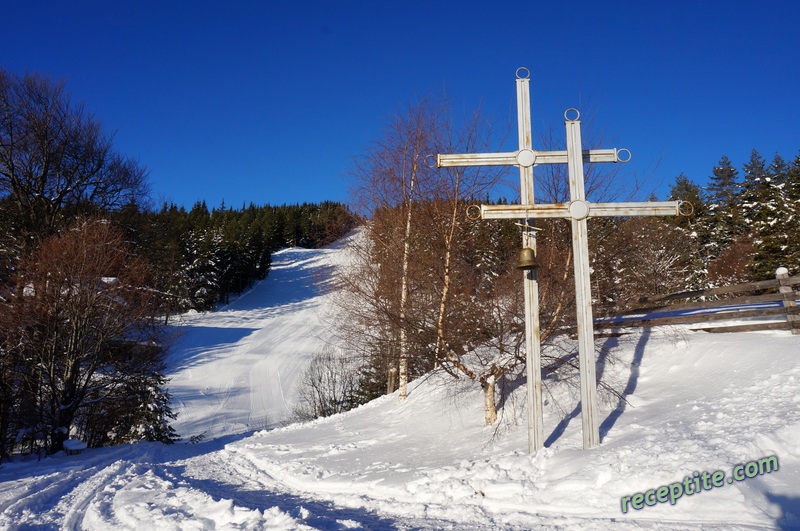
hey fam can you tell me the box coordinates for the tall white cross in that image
[437,68,685,450]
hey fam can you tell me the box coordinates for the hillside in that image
[0,234,798,530]
[166,239,350,440]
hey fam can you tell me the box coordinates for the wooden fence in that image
[594,270,800,334]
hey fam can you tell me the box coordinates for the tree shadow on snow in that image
[166,325,260,372]
[496,368,526,413]
[764,492,800,530]
[599,328,651,441]
[543,329,651,447]
[167,468,402,530]
[231,263,338,312]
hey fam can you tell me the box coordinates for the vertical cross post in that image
[515,70,545,454]
[565,112,601,448]
[438,67,544,452]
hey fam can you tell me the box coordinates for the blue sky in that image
[3,1,799,209]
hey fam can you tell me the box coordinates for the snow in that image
[1,232,799,529]
[166,240,351,439]
[62,440,87,452]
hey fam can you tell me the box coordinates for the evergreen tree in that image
[668,173,706,227]
[667,174,707,288]
[739,149,771,229]
[769,152,789,187]
[707,155,740,207]
[704,155,742,260]
[749,152,793,278]
[779,152,800,274]
[183,229,220,310]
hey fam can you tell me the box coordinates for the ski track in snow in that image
[1,232,799,530]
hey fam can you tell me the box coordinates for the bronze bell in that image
[516,247,540,270]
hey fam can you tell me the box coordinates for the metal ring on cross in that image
[678,200,695,217]
[564,108,580,121]
[465,204,483,221]
[617,148,632,163]
[424,154,438,169]
[516,67,531,79]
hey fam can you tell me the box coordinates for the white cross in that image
[437,68,684,450]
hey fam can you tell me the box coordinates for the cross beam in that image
[437,148,625,168]
[479,201,681,220]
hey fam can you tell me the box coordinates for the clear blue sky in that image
[3,1,799,209]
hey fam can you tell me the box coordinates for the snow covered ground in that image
[1,234,798,530]
[165,240,351,440]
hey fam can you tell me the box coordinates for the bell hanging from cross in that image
[516,247,540,270]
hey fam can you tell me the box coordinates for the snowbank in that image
[226,327,800,529]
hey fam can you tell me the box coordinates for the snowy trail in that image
[1,233,798,529]
[166,243,347,440]
[0,435,482,530]
[0,235,476,529]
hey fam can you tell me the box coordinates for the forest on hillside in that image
[115,199,357,315]
[0,70,355,458]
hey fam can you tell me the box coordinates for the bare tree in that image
[293,347,360,421]
[7,220,167,452]
[346,95,518,422]
[0,69,148,242]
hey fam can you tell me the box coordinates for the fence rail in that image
[594,271,800,334]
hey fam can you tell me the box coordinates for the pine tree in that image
[667,174,707,288]
[739,149,771,229]
[780,152,800,274]
[749,152,793,278]
[669,174,706,225]
[704,155,742,260]
[183,229,220,310]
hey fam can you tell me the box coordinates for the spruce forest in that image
[1,70,798,459]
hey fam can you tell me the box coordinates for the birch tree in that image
[350,98,439,401]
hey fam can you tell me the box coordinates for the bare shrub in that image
[292,347,360,421]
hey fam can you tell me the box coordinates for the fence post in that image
[776,267,799,334]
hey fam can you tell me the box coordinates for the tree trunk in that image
[398,160,417,402]
[481,374,498,425]
[434,245,452,367]
[434,170,461,368]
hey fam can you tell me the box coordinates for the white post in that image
[516,73,545,453]
[565,114,600,449]
[776,267,799,334]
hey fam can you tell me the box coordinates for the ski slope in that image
[1,234,799,530]
[166,241,348,440]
